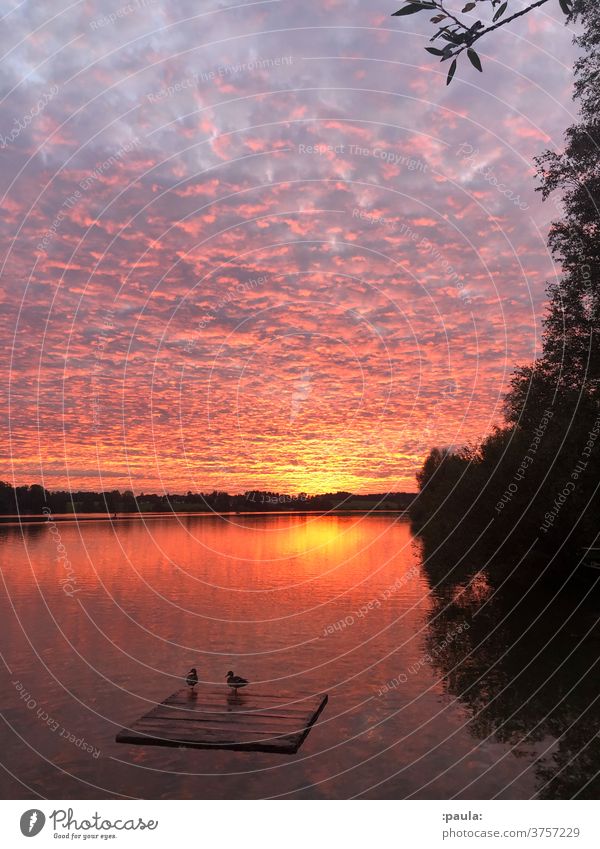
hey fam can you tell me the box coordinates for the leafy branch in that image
[391,0,573,84]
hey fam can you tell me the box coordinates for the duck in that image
[186,667,198,689]
[226,671,248,693]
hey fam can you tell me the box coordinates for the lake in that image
[1,513,598,799]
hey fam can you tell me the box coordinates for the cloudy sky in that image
[0,0,580,493]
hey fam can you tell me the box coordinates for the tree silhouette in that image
[391,0,574,83]
[412,2,600,566]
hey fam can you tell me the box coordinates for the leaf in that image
[493,1,507,22]
[425,47,446,56]
[462,2,476,10]
[442,30,463,43]
[446,58,457,85]
[431,14,446,23]
[558,0,572,14]
[392,2,434,15]
[467,48,483,72]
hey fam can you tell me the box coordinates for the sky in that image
[0,0,581,494]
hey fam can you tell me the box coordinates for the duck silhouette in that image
[186,667,198,689]
[226,671,248,694]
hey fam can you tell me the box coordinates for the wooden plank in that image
[144,708,306,729]
[140,709,309,732]
[116,689,328,754]
[131,720,298,745]
[117,728,299,755]
[118,722,300,754]
[134,715,300,734]
[152,700,320,719]
[158,689,325,717]
[163,689,319,709]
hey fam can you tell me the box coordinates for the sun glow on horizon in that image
[1,2,573,493]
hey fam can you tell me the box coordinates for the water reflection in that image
[420,536,600,799]
[0,514,597,798]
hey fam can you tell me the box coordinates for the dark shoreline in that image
[0,509,412,527]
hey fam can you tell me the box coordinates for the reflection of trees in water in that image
[419,534,600,798]
[0,523,46,542]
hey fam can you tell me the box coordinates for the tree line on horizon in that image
[410,1,600,574]
[0,481,415,516]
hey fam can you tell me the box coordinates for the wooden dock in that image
[116,688,328,754]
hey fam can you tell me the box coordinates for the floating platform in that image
[116,688,328,754]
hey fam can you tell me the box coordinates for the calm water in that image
[1,514,598,799]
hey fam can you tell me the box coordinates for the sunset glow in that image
[1,1,577,493]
